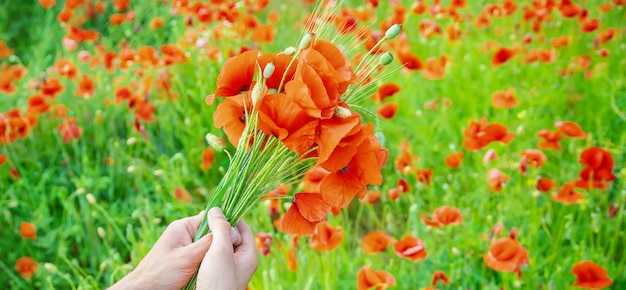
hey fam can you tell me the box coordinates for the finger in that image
[181,233,214,264]
[160,213,204,247]
[207,207,235,253]
[234,220,259,279]
[231,226,242,247]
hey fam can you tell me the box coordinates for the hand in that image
[196,208,258,290]
[108,208,257,290]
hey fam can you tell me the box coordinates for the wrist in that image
[109,269,148,290]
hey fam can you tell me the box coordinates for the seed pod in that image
[281,46,296,56]
[384,24,402,40]
[251,81,265,107]
[263,62,275,79]
[378,52,394,66]
[333,106,352,118]
[299,33,315,49]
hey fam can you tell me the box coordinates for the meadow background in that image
[1,0,625,289]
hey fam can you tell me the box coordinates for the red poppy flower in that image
[571,260,613,289]
[536,177,557,192]
[444,151,464,169]
[556,121,587,139]
[421,57,447,80]
[551,182,584,204]
[415,168,433,186]
[74,75,95,98]
[431,270,450,286]
[356,267,396,290]
[393,235,427,262]
[487,168,509,192]
[15,257,38,280]
[256,92,318,154]
[420,206,464,228]
[577,147,616,188]
[255,233,273,256]
[537,129,563,151]
[492,88,519,109]
[319,126,387,208]
[359,190,381,205]
[41,77,65,98]
[39,0,55,9]
[463,117,515,151]
[362,231,395,254]
[27,94,51,114]
[20,222,37,240]
[281,193,331,236]
[58,117,82,143]
[213,92,252,146]
[372,82,401,102]
[484,235,529,273]
[0,154,6,166]
[521,149,547,169]
[310,221,344,251]
[173,187,192,203]
[201,148,215,171]
[492,47,515,67]
[376,102,399,119]
[395,139,418,174]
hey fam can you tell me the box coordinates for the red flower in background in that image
[571,261,613,289]
[356,267,396,290]
[255,233,273,256]
[536,177,557,192]
[487,168,509,192]
[556,121,587,139]
[431,270,450,286]
[20,222,37,240]
[492,88,519,109]
[484,233,529,274]
[492,47,515,67]
[393,235,427,262]
[420,206,464,228]
[58,117,82,143]
[551,182,584,204]
[463,117,515,151]
[362,231,395,254]
[575,147,616,189]
[444,151,464,169]
[309,221,344,251]
[15,257,38,280]
[537,129,563,151]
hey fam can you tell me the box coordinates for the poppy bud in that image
[281,46,296,56]
[333,106,351,118]
[44,263,57,273]
[263,62,275,79]
[251,82,265,107]
[299,33,314,50]
[205,133,226,151]
[384,24,402,40]
[378,52,394,66]
[86,193,96,205]
[97,227,106,239]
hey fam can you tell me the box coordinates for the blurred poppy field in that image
[1,0,625,289]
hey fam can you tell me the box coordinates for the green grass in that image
[1,0,625,289]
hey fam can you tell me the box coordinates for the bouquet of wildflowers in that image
[184,2,401,288]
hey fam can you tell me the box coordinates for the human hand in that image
[108,208,255,290]
[196,207,258,290]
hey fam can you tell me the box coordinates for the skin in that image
[109,207,258,290]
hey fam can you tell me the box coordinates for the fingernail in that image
[230,227,239,242]
[209,207,224,217]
